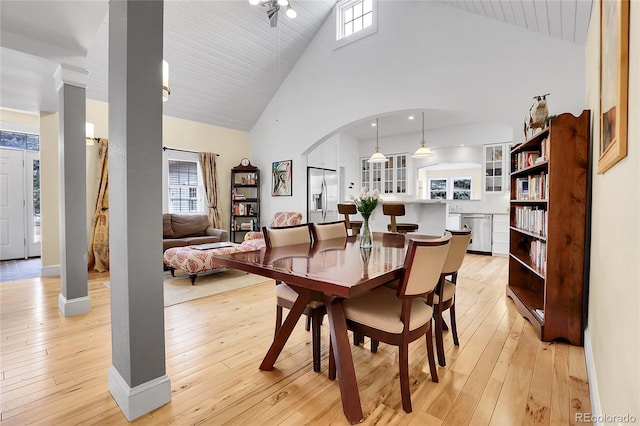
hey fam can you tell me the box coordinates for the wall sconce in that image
[162,60,170,102]
[86,122,99,145]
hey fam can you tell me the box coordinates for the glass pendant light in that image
[412,111,433,158]
[368,118,388,163]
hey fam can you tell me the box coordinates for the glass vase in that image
[360,214,372,249]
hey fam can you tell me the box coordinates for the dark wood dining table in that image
[211,232,418,424]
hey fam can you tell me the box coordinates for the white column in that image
[107,0,170,421]
[54,64,90,317]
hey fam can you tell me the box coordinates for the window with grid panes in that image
[395,154,407,193]
[338,0,373,39]
[168,160,200,213]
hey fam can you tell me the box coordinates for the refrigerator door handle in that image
[321,178,327,221]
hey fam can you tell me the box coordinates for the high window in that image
[335,0,377,47]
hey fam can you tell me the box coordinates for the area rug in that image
[163,269,274,307]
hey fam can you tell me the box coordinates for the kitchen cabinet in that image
[483,143,505,192]
[491,214,509,255]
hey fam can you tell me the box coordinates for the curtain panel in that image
[199,152,222,229]
[88,139,110,272]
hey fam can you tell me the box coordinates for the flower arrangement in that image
[352,187,380,217]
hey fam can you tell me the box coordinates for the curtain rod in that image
[162,146,220,156]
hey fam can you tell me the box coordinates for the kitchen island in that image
[366,199,447,236]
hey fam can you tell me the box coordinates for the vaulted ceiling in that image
[1,1,592,134]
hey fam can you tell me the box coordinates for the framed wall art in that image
[272,160,292,196]
[598,0,630,174]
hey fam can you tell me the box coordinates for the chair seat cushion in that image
[275,283,325,309]
[387,223,419,232]
[343,287,434,334]
[432,279,456,304]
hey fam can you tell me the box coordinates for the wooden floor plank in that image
[0,254,591,425]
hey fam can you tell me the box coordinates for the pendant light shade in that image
[412,111,433,158]
[368,118,388,163]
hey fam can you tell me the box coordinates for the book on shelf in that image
[515,151,541,171]
[540,137,550,161]
[516,178,529,200]
[514,206,547,236]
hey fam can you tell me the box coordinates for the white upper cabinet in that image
[483,143,509,193]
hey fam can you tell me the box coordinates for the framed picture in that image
[598,0,629,174]
[272,160,292,196]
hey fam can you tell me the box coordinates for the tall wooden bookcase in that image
[230,165,260,244]
[506,110,590,346]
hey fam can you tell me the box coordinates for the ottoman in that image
[163,243,257,284]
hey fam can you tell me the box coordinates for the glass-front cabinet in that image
[484,143,508,192]
[361,154,407,194]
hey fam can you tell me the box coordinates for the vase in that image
[360,214,372,249]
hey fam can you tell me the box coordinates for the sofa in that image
[163,213,228,251]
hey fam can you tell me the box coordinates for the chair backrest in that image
[382,203,406,217]
[337,203,357,215]
[398,232,451,297]
[270,212,303,227]
[382,203,406,233]
[263,223,312,248]
[442,228,472,275]
[311,221,348,241]
[337,204,357,230]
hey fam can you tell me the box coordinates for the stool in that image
[337,203,363,236]
[382,203,419,233]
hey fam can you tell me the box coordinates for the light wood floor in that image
[0,254,591,425]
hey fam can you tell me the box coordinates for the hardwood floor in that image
[0,254,591,425]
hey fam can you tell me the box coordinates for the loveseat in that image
[163,213,228,251]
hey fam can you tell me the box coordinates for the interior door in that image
[25,151,41,257]
[0,149,26,260]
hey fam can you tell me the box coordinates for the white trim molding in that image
[57,293,90,317]
[108,366,171,421]
[41,264,61,277]
[583,327,603,425]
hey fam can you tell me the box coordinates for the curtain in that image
[88,139,110,272]
[199,152,222,229]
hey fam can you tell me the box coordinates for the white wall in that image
[250,1,585,221]
[585,1,639,419]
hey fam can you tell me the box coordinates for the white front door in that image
[0,149,26,260]
[25,151,41,257]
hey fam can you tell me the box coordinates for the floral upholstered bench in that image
[163,243,257,284]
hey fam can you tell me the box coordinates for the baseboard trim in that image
[41,265,61,277]
[584,327,603,425]
[57,293,90,317]
[108,366,171,421]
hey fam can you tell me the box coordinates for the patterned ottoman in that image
[163,243,257,284]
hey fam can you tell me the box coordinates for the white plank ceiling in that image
[86,1,336,132]
[1,1,592,134]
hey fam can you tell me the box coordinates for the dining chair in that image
[337,203,362,236]
[331,232,452,413]
[310,220,348,241]
[431,227,472,366]
[382,203,419,233]
[263,222,327,373]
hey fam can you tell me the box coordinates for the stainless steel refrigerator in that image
[307,167,339,224]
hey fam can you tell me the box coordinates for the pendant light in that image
[368,118,388,163]
[412,111,433,158]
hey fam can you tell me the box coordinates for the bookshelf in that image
[506,110,590,346]
[230,163,260,244]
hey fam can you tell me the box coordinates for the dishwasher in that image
[460,214,492,254]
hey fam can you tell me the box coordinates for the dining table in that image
[211,231,423,424]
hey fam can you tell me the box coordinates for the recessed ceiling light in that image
[371,122,377,127]
[460,144,465,146]
[408,115,414,120]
